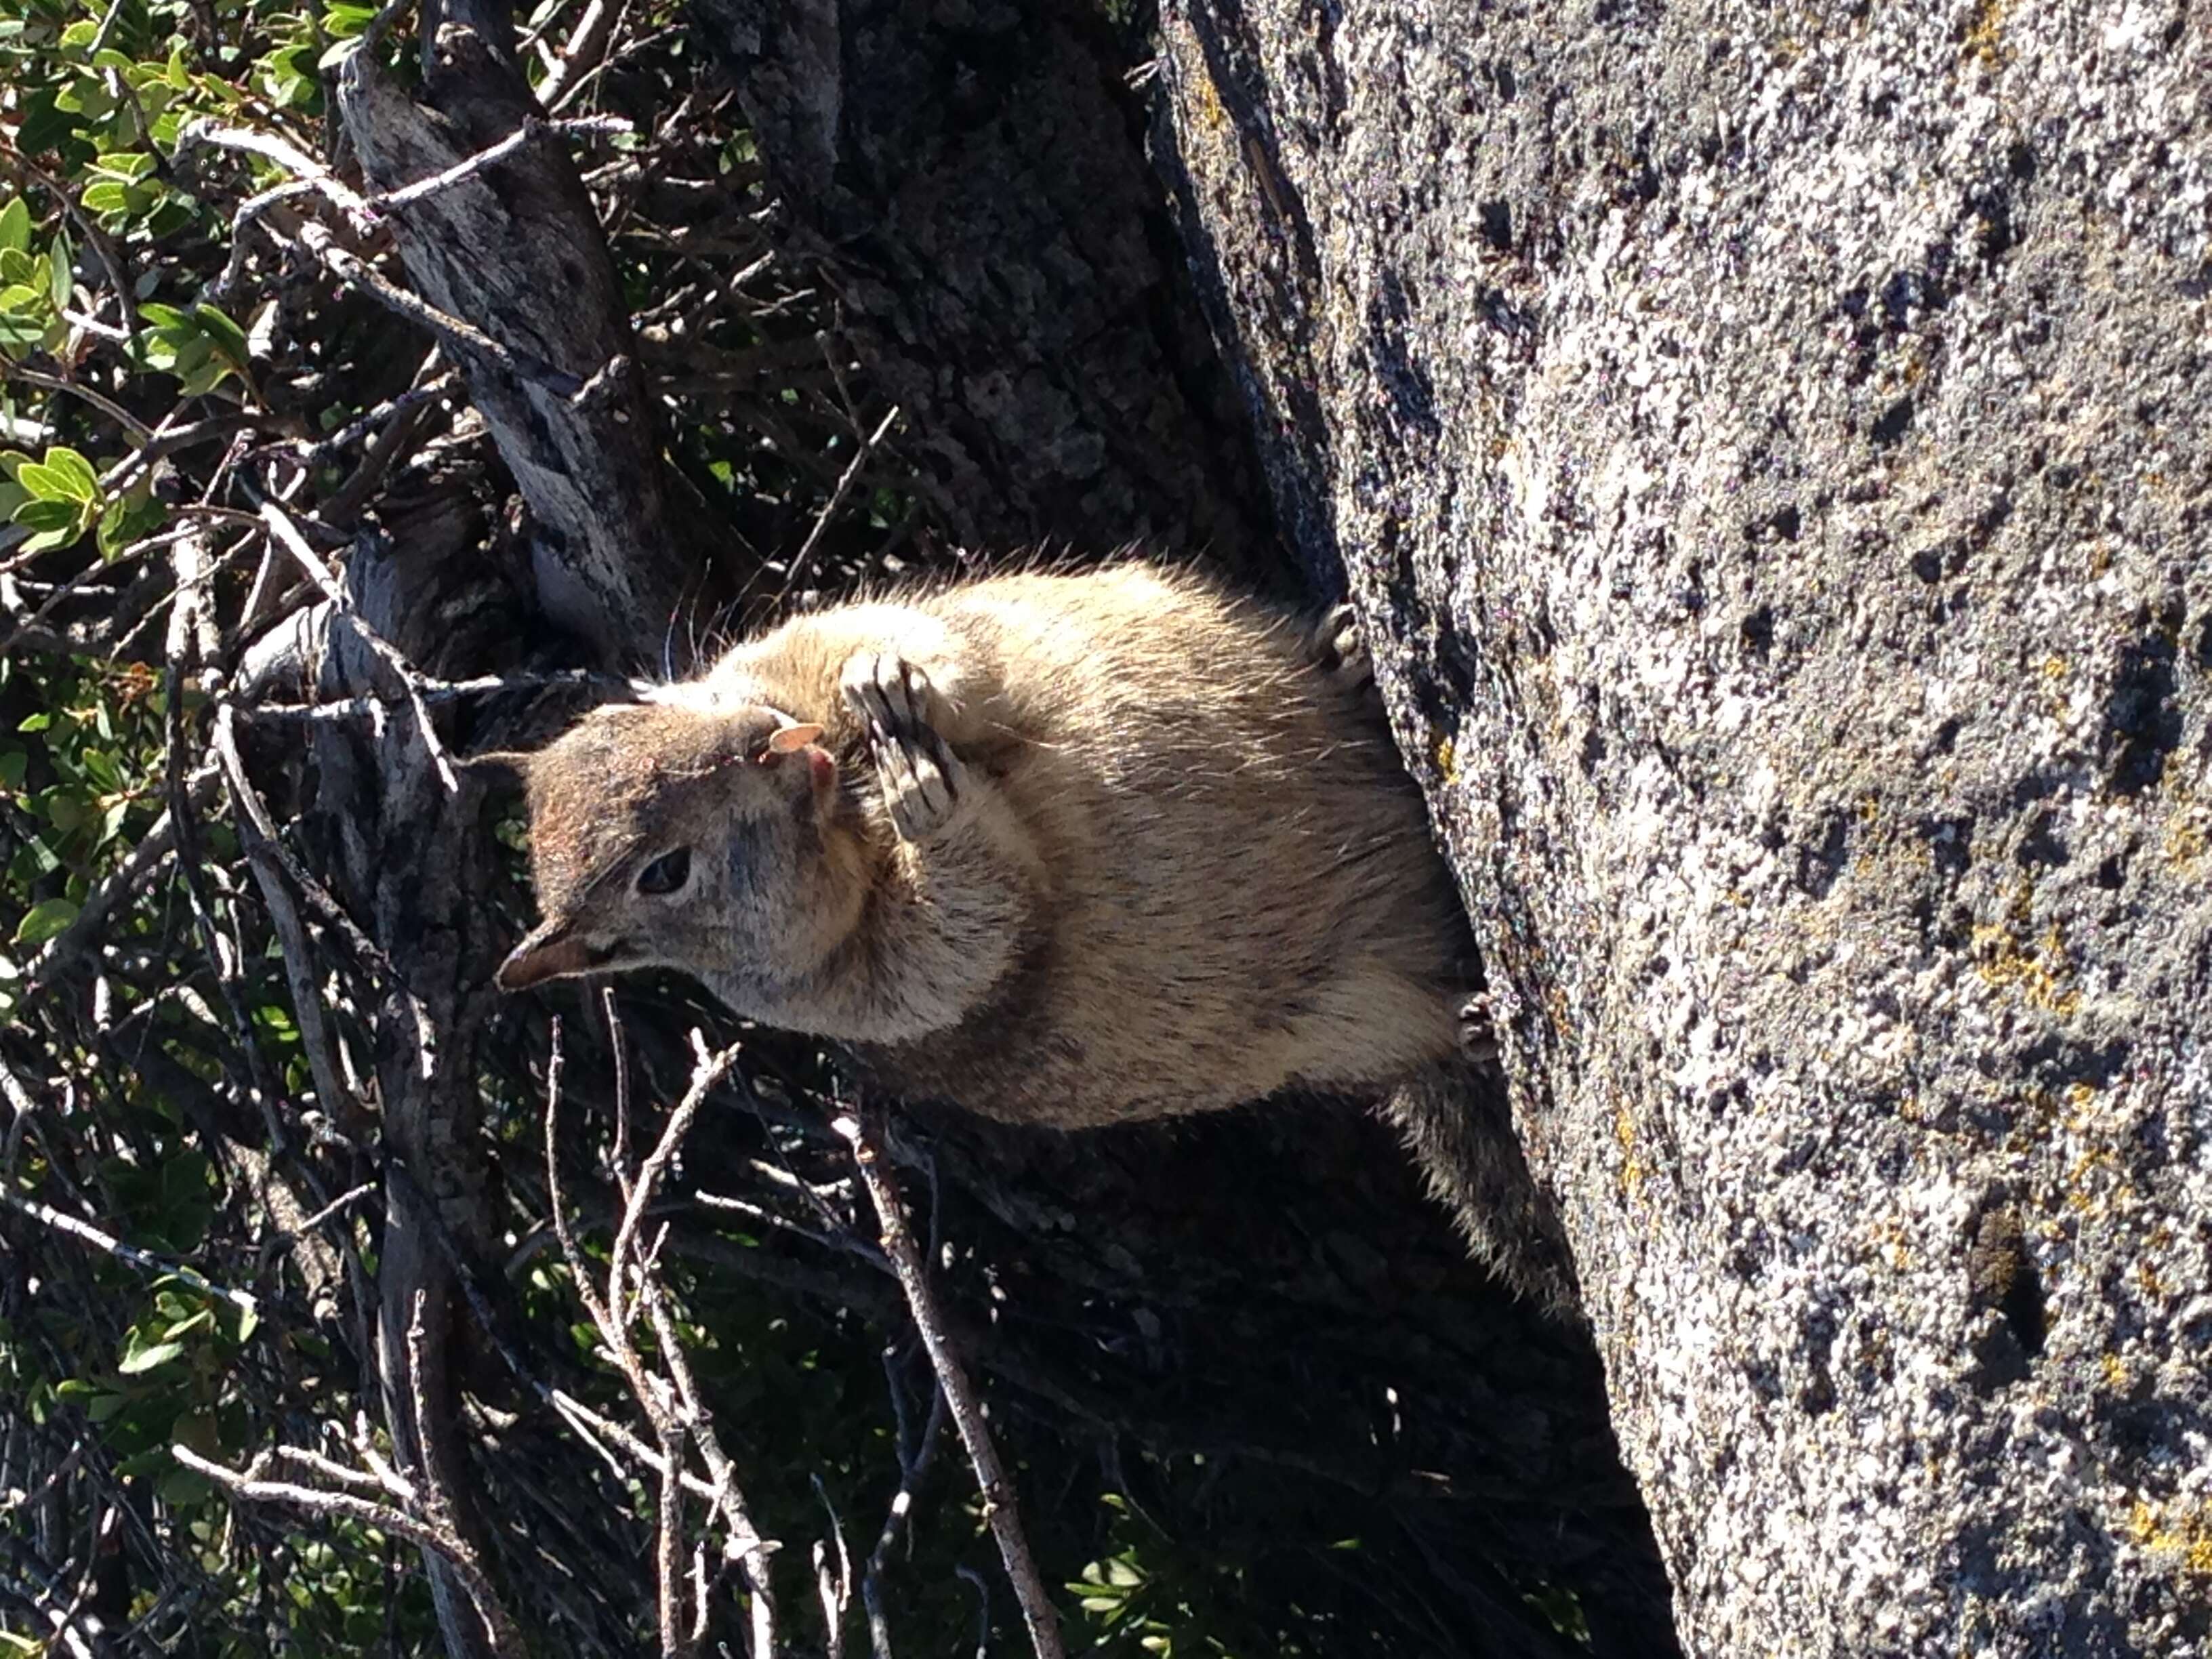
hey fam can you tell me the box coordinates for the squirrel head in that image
[494,699,868,996]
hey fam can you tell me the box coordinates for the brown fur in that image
[499,562,1576,1308]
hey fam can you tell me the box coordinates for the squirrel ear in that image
[495,920,592,991]
[459,749,533,785]
[763,722,824,756]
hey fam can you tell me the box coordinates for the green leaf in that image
[80,182,129,217]
[47,234,73,310]
[0,249,34,287]
[16,464,79,504]
[0,200,27,256]
[156,1464,210,1504]
[79,746,121,793]
[14,897,80,945]
[113,1446,174,1478]
[118,1338,184,1374]
[12,497,83,532]
[138,302,190,330]
[41,446,100,503]
[162,1308,214,1341]
[0,282,46,316]
[90,151,158,184]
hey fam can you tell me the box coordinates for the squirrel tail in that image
[1383,1061,1582,1319]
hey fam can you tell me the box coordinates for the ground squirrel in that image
[495,562,1575,1309]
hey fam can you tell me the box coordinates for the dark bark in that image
[285,523,512,1659]
[676,3,1682,1651]
[694,0,1290,591]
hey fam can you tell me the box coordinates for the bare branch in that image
[367,115,632,213]
[175,119,375,233]
[834,1105,1065,1659]
[786,405,902,591]
[257,502,460,792]
[170,1444,527,1659]
[0,1189,260,1313]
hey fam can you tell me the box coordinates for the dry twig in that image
[834,1104,1066,1659]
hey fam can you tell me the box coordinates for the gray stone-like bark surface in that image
[1155,0,2212,1653]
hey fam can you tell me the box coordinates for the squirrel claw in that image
[842,651,967,842]
[1458,991,1502,1065]
[1309,601,1373,691]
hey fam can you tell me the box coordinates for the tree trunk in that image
[695,0,1287,588]
[690,3,1684,1652]
[1152,0,2212,1653]
[338,0,702,665]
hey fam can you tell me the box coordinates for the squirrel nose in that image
[496,920,597,990]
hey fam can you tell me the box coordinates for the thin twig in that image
[19,761,220,1004]
[834,1103,1065,1659]
[366,115,631,213]
[0,363,153,442]
[0,1190,259,1314]
[209,703,360,1123]
[237,667,628,723]
[786,405,901,590]
[813,1473,852,1659]
[861,1368,946,1658]
[256,503,459,792]
[170,1444,528,1659]
[176,119,375,233]
[544,1025,779,1655]
[295,221,587,397]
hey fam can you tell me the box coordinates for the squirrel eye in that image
[634,847,691,896]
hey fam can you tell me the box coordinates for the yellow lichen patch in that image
[2101,1352,2131,1391]
[2163,783,2207,871]
[1971,918,2081,1017]
[2060,1081,2105,1135]
[1963,0,2009,67]
[2126,1498,2212,1578]
[2062,1145,2132,1217]
[1866,1215,1912,1271]
[1614,1099,1646,1202]
[1434,735,1461,786]
[1177,32,1229,134]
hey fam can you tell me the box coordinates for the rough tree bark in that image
[699,0,1681,1654]
[693,0,1286,586]
[237,1,1689,1651]
[337,0,700,665]
[1150,0,2212,1654]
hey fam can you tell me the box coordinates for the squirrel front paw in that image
[1309,601,1374,692]
[841,651,969,842]
[1457,991,1502,1065]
